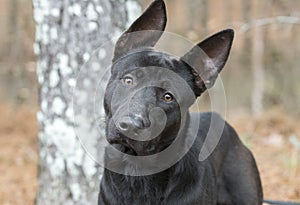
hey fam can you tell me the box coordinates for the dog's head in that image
[104,0,234,156]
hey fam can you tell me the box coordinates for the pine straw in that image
[0,104,38,205]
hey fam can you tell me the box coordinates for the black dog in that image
[99,0,263,204]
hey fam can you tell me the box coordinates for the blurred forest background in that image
[0,0,299,204]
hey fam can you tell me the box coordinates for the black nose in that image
[118,117,133,131]
[117,115,150,132]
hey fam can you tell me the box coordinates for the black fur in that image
[99,0,263,204]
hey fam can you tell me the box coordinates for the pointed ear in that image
[113,0,167,61]
[181,29,234,96]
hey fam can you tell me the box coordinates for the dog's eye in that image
[162,93,174,103]
[123,76,133,86]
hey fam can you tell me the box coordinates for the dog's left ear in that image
[181,29,234,96]
[113,0,167,61]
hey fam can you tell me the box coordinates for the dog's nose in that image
[117,115,150,132]
[118,117,133,131]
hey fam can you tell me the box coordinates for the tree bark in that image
[33,0,140,204]
[251,0,266,117]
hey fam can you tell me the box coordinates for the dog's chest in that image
[102,159,217,205]
[102,174,167,205]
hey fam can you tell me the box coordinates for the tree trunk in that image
[251,0,266,117]
[33,0,140,204]
[198,0,208,37]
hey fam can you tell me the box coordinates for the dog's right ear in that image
[181,29,234,96]
[113,0,167,61]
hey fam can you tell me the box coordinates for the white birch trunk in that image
[33,0,140,204]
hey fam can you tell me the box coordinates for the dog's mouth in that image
[108,137,161,156]
[106,127,175,156]
[108,139,171,156]
[109,140,138,156]
[123,146,138,155]
[119,143,139,156]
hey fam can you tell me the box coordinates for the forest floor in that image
[0,103,299,205]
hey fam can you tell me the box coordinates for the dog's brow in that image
[123,67,145,75]
[116,67,139,77]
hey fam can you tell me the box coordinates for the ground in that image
[0,104,299,205]
[0,104,38,205]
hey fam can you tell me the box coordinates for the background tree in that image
[32,0,140,204]
[251,0,267,117]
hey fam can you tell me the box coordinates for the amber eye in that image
[163,93,174,103]
[123,76,133,86]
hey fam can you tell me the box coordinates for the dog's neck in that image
[102,112,203,199]
[102,151,202,202]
